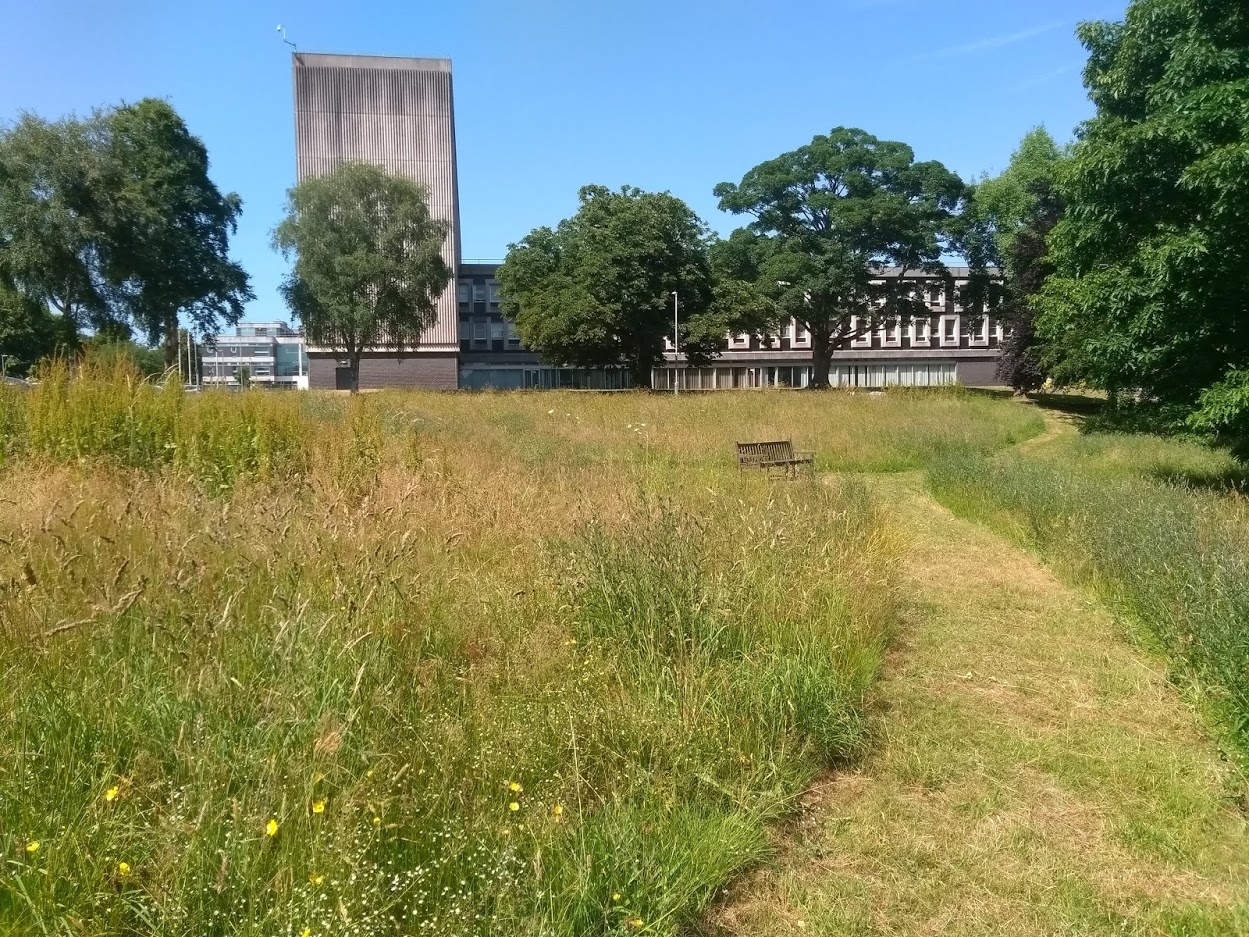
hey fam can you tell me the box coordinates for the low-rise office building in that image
[201,321,309,389]
[457,263,1003,391]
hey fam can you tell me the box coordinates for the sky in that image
[0,0,1118,323]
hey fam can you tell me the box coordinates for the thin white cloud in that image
[934,21,1068,58]
[1006,61,1085,92]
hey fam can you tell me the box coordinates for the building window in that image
[910,316,932,347]
[927,285,943,307]
[505,320,522,347]
[488,282,502,305]
[728,332,750,350]
[472,318,488,348]
[792,319,810,348]
[881,317,902,348]
[939,314,960,347]
[457,283,470,304]
[967,315,990,347]
[473,283,487,303]
[489,319,505,341]
[850,315,872,348]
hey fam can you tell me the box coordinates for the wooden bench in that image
[735,440,815,478]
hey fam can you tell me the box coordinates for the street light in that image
[672,291,681,395]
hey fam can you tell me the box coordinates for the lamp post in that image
[673,290,679,396]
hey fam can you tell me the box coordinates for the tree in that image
[964,128,1065,391]
[714,127,965,388]
[80,336,166,379]
[497,185,716,387]
[1036,0,1249,452]
[0,278,75,377]
[103,99,252,367]
[0,111,116,334]
[273,161,453,393]
[0,101,251,362]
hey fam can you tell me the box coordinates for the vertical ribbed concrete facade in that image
[293,53,460,352]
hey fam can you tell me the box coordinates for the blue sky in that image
[0,0,1116,322]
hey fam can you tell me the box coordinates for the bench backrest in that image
[736,440,796,465]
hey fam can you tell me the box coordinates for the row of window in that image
[652,361,959,391]
[455,281,997,313]
[460,367,634,390]
[461,317,523,349]
[456,281,504,305]
[204,345,274,358]
[708,315,1007,352]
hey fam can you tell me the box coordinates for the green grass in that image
[706,468,1249,937]
[927,419,1249,774]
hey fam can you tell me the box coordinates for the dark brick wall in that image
[957,358,1001,387]
[308,353,458,390]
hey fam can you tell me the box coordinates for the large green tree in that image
[964,128,1065,391]
[0,101,251,361]
[498,185,716,387]
[0,112,113,335]
[714,127,965,388]
[103,99,252,367]
[273,161,453,393]
[1037,0,1249,452]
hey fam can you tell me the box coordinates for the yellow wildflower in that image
[612,892,622,902]
[117,861,131,877]
[105,785,120,803]
[25,841,40,854]
[311,799,326,815]
[372,815,381,827]
[552,804,563,817]
[301,929,312,937]
[508,780,523,793]
[265,818,279,837]
[628,918,644,929]
[310,873,324,886]
[508,801,520,812]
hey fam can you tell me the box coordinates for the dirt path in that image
[703,470,1249,936]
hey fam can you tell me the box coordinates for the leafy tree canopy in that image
[497,185,716,385]
[0,112,114,334]
[961,128,1066,391]
[0,278,75,377]
[273,161,453,393]
[971,127,1064,265]
[103,99,252,365]
[0,101,251,362]
[714,127,965,388]
[1036,0,1249,452]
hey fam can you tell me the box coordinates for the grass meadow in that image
[0,361,1042,937]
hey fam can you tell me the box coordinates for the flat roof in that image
[294,52,452,72]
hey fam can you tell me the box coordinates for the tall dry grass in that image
[0,364,953,936]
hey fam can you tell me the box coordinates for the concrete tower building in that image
[292,52,461,389]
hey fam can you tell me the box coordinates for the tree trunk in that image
[809,322,833,389]
[630,346,653,389]
[162,312,179,371]
[350,351,362,394]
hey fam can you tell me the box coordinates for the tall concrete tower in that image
[292,53,461,389]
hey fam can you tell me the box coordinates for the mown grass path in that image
[704,452,1249,935]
